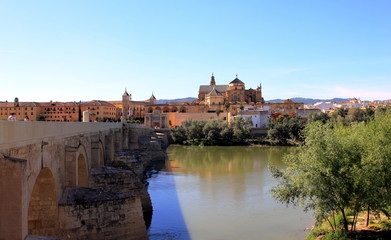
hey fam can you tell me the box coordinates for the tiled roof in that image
[199,85,228,94]
[81,100,115,107]
[229,77,244,84]
[207,86,223,96]
[0,102,42,107]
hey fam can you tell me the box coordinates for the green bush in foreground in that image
[271,109,391,234]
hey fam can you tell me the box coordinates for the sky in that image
[1,0,390,102]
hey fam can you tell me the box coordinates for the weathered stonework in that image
[89,166,153,217]
[58,187,148,240]
[0,121,169,240]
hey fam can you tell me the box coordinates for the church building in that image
[198,74,264,105]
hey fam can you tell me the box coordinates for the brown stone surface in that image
[58,187,147,240]
[0,122,163,240]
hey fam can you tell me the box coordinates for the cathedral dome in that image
[229,75,244,85]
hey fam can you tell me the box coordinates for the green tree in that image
[37,115,45,121]
[271,110,391,233]
[203,119,223,145]
[308,112,330,124]
[346,107,364,123]
[224,102,231,120]
[267,115,306,145]
[170,117,252,146]
[215,109,222,118]
[231,116,252,143]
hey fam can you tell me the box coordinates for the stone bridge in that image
[0,121,167,240]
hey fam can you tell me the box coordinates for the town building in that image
[143,74,304,128]
[0,100,116,122]
[0,99,41,121]
[198,74,264,104]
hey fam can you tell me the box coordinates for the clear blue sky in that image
[1,0,390,102]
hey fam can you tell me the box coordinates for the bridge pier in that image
[0,155,28,240]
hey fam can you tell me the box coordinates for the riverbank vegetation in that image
[271,107,391,239]
[170,117,252,145]
[266,107,379,146]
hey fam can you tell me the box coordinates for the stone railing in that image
[0,121,122,146]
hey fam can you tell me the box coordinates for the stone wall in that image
[89,166,152,216]
[0,155,27,240]
[58,188,147,240]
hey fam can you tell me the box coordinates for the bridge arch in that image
[76,145,89,187]
[28,167,58,237]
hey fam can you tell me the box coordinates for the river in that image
[147,145,313,240]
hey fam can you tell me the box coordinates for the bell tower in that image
[122,89,131,122]
[210,73,216,86]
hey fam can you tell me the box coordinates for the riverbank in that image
[306,210,391,239]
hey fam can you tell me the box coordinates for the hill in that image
[266,97,350,105]
[156,97,197,104]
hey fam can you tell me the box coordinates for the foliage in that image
[270,109,391,234]
[307,112,330,124]
[170,117,252,146]
[224,102,231,110]
[380,220,391,231]
[37,115,45,121]
[322,230,349,240]
[267,114,306,145]
[329,107,378,125]
[127,119,142,124]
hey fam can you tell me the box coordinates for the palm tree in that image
[239,104,244,117]
[216,109,222,118]
[224,102,231,122]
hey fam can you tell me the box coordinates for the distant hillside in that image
[157,97,197,104]
[266,97,350,105]
[157,97,354,105]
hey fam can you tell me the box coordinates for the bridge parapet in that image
[0,121,122,147]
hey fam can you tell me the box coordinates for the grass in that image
[305,210,391,240]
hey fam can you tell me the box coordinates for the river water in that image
[147,145,313,240]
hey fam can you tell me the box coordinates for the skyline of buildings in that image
[1,73,389,128]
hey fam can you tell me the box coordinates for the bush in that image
[380,221,391,231]
[323,230,349,240]
[170,118,252,146]
[267,114,306,145]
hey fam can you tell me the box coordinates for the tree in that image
[346,107,364,123]
[267,115,306,145]
[224,102,231,120]
[203,119,223,145]
[308,112,330,124]
[231,116,252,143]
[170,118,252,146]
[215,109,222,118]
[271,110,391,233]
[239,104,244,117]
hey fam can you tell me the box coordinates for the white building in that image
[237,109,270,128]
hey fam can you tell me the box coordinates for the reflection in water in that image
[148,145,313,240]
